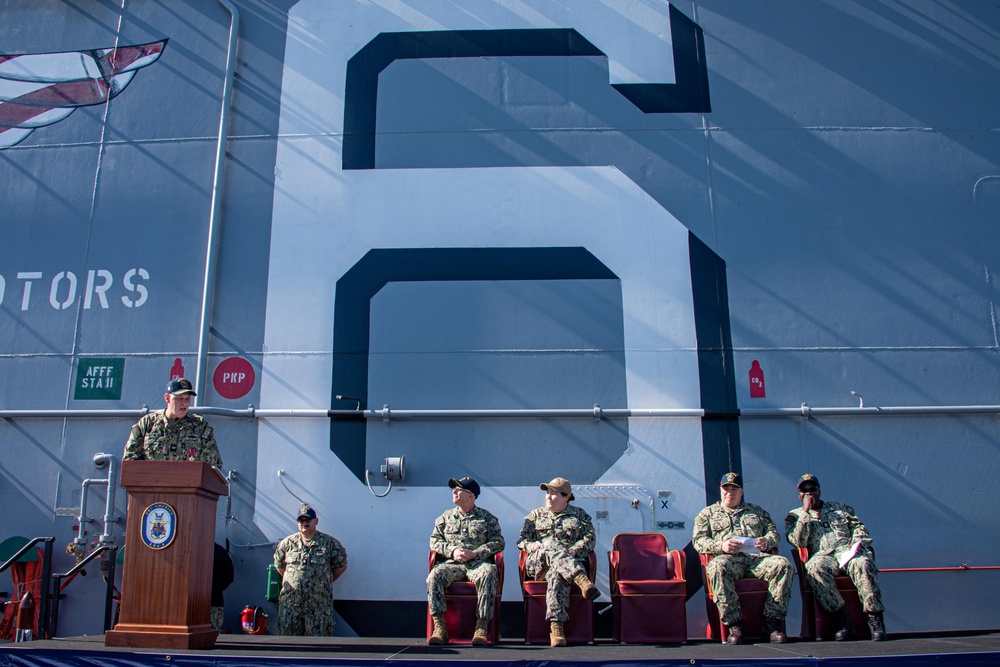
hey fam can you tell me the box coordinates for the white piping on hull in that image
[75,453,119,548]
[4,404,1000,419]
[194,0,240,405]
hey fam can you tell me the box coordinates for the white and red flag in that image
[0,40,166,149]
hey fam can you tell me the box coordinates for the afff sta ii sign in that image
[74,358,125,400]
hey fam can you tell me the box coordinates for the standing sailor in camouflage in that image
[273,505,348,636]
[517,477,600,647]
[426,477,505,646]
[785,474,886,641]
[693,472,792,645]
[123,377,223,466]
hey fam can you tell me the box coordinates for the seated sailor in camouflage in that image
[426,477,505,647]
[123,378,222,466]
[273,504,348,636]
[693,472,792,645]
[517,477,600,647]
[785,474,886,641]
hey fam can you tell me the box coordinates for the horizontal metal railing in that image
[879,564,1000,573]
[2,403,1000,421]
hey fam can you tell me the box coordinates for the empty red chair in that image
[425,550,503,645]
[609,532,687,643]
[699,550,775,642]
[792,546,870,640]
[518,550,596,644]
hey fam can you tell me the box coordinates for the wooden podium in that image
[105,460,228,649]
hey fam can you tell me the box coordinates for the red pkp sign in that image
[213,357,255,399]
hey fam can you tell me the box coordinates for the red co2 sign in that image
[749,360,766,398]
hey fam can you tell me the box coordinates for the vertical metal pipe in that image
[75,479,103,548]
[99,454,118,543]
[77,455,117,550]
[195,0,240,401]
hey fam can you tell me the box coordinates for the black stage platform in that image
[3,632,1000,666]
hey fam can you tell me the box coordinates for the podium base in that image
[105,624,219,649]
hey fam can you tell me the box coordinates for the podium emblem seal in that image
[141,502,177,549]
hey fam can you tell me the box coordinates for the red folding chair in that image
[609,532,687,643]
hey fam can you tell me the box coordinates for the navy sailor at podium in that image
[123,378,223,467]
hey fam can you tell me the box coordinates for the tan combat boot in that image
[573,573,601,601]
[472,618,489,646]
[550,621,567,647]
[428,613,449,645]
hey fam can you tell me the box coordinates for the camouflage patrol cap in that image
[297,504,317,520]
[720,472,743,488]
[797,473,820,490]
[540,477,575,501]
[166,377,197,396]
[448,476,481,498]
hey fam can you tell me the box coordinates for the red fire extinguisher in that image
[15,591,34,642]
[241,605,268,635]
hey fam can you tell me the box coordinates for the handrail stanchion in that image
[49,573,63,639]
[104,546,118,632]
[38,539,53,639]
